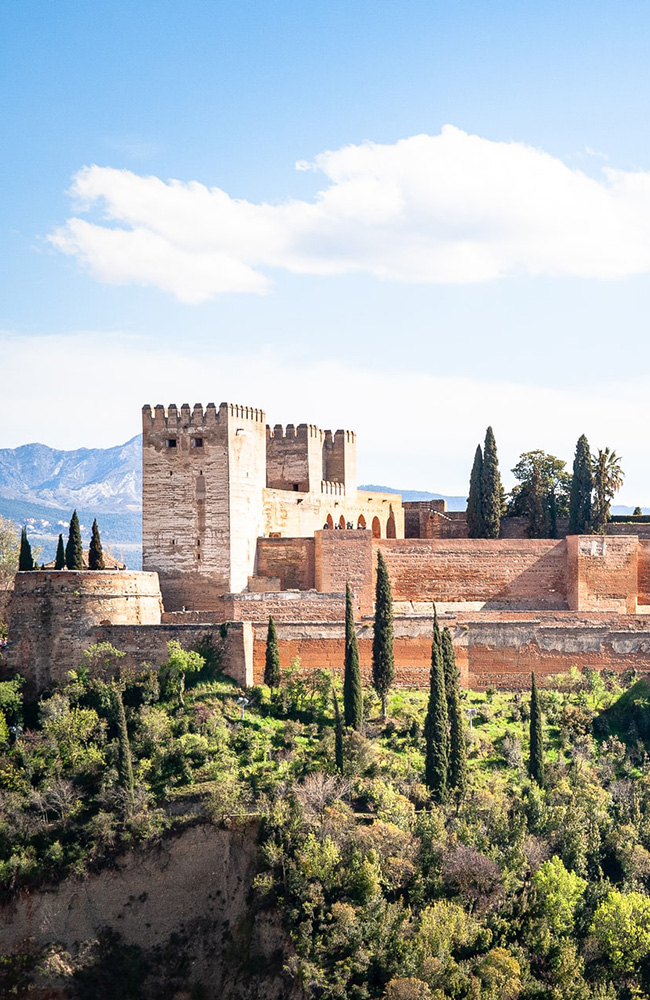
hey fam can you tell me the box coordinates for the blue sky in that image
[3,1,650,502]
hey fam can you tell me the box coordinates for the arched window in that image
[372,516,381,538]
[357,514,366,529]
[339,515,346,529]
[387,511,396,538]
[326,514,334,530]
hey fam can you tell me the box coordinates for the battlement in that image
[267,423,325,442]
[324,429,356,445]
[321,481,345,496]
[143,401,266,433]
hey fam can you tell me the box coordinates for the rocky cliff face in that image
[0,819,300,1000]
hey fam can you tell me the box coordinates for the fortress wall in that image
[249,612,650,691]
[7,571,163,694]
[266,423,324,491]
[262,489,403,541]
[92,621,253,687]
[315,529,375,614]
[0,586,12,624]
[639,540,650,605]
[256,537,316,590]
[218,590,349,623]
[567,535,638,613]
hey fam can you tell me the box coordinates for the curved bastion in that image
[7,571,163,693]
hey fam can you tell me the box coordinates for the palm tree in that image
[592,448,625,532]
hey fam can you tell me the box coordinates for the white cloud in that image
[1,329,648,505]
[48,126,650,301]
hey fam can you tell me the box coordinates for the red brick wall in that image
[315,529,374,614]
[567,535,637,613]
[638,541,650,605]
[255,537,315,590]
[372,538,568,608]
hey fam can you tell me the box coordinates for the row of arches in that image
[324,512,396,538]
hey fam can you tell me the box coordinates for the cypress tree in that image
[111,684,134,808]
[372,550,395,721]
[88,518,105,570]
[54,533,65,570]
[481,426,503,538]
[343,583,363,730]
[333,687,344,775]
[568,434,593,535]
[443,627,467,795]
[18,528,34,571]
[467,445,484,538]
[264,616,281,689]
[424,628,448,802]
[65,510,83,570]
[529,671,545,787]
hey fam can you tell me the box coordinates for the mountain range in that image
[0,439,644,568]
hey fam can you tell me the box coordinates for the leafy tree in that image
[532,856,586,935]
[88,518,105,570]
[0,516,19,585]
[264,616,281,689]
[424,626,448,801]
[568,435,593,534]
[65,510,83,570]
[481,426,503,538]
[592,448,625,533]
[591,890,650,972]
[18,527,34,571]
[159,640,204,706]
[54,533,65,570]
[467,444,484,538]
[372,550,394,721]
[111,683,134,808]
[443,627,467,795]
[343,583,363,730]
[633,506,643,517]
[507,450,571,538]
[529,671,544,786]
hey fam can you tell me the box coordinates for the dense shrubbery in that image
[2,652,650,997]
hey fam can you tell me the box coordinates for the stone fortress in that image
[8,399,650,694]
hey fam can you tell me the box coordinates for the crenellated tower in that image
[142,402,266,609]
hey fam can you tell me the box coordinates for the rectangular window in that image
[166,439,177,448]
[293,483,299,491]
[192,438,203,448]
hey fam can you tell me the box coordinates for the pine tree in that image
[54,534,65,570]
[424,628,448,802]
[65,510,83,570]
[264,616,281,689]
[481,426,503,538]
[343,583,363,730]
[443,627,467,795]
[372,550,395,721]
[568,435,593,534]
[88,518,105,570]
[18,528,34,571]
[529,671,545,787]
[333,687,344,775]
[111,684,134,808]
[467,445,484,538]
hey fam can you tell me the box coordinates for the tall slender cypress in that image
[481,426,503,538]
[372,550,394,721]
[443,627,467,795]
[529,671,545,786]
[18,528,34,571]
[467,445,484,538]
[65,510,83,570]
[264,616,281,689]
[424,628,448,802]
[88,518,105,570]
[333,687,344,775]
[343,583,363,730]
[568,434,593,535]
[112,684,134,809]
[54,533,65,570]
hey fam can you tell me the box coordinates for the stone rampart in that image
[7,571,163,693]
[256,536,315,590]
[567,535,638,613]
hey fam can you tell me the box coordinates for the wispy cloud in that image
[1,329,648,504]
[48,126,650,302]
